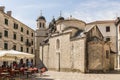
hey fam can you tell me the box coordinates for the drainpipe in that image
[42,45,44,62]
[117,25,120,70]
[84,36,88,73]
[116,19,119,70]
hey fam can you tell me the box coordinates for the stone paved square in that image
[31,71,120,80]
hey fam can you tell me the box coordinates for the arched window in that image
[56,39,60,50]
[40,23,41,28]
[43,23,45,28]
[26,59,29,67]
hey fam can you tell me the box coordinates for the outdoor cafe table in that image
[1,72,9,80]
[24,70,32,78]
[12,69,20,76]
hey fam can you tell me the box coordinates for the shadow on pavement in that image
[35,78,54,80]
[42,75,50,77]
[86,70,120,74]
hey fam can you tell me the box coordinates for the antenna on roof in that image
[40,10,42,16]
[60,10,62,17]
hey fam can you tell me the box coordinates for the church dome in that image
[57,16,64,21]
[37,16,46,21]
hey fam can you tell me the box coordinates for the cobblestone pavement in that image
[33,71,120,80]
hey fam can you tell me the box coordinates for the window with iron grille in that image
[13,23,18,29]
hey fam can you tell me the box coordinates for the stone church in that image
[35,15,116,73]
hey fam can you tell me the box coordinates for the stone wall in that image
[110,54,116,70]
[42,45,49,67]
[70,38,86,72]
[49,33,71,71]
[39,33,86,72]
[88,41,110,72]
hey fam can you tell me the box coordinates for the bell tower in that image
[35,11,47,66]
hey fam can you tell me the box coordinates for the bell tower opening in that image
[36,10,46,30]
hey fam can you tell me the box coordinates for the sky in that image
[0,0,120,30]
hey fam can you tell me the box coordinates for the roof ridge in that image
[87,20,115,24]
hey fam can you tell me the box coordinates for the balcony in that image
[25,42,31,46]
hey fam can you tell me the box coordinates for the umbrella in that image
[0,56,15,61]
[6,50,34,59]
[0,50,34,60]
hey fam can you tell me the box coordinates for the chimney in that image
[7,11,12,16]
[0,6,5,12]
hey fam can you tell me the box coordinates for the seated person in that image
[13,61,18,69]
[2,61,9,69]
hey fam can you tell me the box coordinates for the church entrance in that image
[56,52,60,71]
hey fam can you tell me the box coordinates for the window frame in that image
[0,32,2,38]
[40,23,41,28]
[31,40,33,45]
[106,37,110,41]
[106,26,110,32]
[21,36,23,42]
[4,18,8,25]
[31,48,33,54]
[31,33,33,37]
[56,39,60,50]
[21,27,23,32]
[13,23,18,29]
[27,30,29,35]
[4,42,8,50]
[13,44,16,50]
[26,47,29,53]
[13,33,17,40]
[4,30,8,37]
[21,46,23,52]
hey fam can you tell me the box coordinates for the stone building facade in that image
[86,26,114,72]
[0,6,35,55]
[87,20,116,53]
[87,20,120,70]
[40,32,86,72]
[36,15,116,72]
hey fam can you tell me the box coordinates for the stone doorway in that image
[56,52,60,71]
